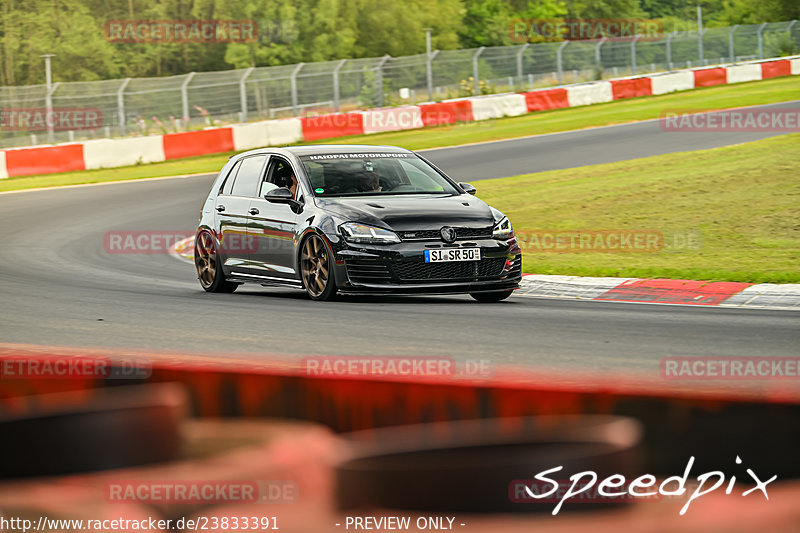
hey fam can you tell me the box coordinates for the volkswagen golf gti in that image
[194,145,522,301]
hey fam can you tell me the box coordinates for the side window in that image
[219,160,242,196]
[261,157,298,198]
[231,155,268,197]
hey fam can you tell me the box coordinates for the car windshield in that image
[299,152,460,196]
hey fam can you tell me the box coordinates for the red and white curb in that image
[172,236,194,264]
[172,239,797,309]
[518,274,800,310]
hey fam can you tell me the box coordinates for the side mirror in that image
[458,182,477,195]
[265,187,303,209]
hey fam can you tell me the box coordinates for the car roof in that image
[232,144,413,160]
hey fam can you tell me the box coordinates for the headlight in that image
[493,217,513,239]
[340,222,400,244]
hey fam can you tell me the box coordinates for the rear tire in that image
[300,234,337,301]
[470,290,513,303]
[195,231,238,293]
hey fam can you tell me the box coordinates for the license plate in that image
[424,248,481,262]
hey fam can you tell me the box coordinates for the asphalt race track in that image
[0,104,798,374]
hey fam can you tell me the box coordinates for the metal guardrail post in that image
[117,78,131,135]
[376,55,390,107]
[631,34,642,75]
[181,72,195,121]
[473,47,485,96]
[332,59,346,111]
[728,25,739,63]
[556,41,568,84]
[516,43,530,79]
[757,23,768,60]
[290,63,304,116]
[239,67,254,123]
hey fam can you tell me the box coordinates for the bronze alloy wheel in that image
[300,234,336,300]
[195,231,237,293]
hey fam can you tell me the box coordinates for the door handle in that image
[215,205,226,212]
[249,207,260,215]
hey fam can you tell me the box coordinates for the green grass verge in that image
[475,133,800,283]
[2,76,798,193]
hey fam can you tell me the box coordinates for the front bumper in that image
[331,237,522,295]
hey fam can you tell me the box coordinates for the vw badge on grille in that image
[440,226,457,243]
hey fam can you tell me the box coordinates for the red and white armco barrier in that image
[361,106,423,134]
[726,63,762,84]
[231,118,302,151]
[83,136,166,169]
[468,94,528,120]
[649,71,695,95]
[566,81,614,107]
[1,55,797,179]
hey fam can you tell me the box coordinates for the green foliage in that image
[0,0,796,86]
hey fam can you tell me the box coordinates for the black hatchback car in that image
[194,145,522,301]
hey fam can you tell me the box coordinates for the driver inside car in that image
[358,172,382,193]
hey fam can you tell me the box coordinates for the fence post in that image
[181,72,195,123]
[666,31,677,70]
[376,55,390,107]
[757,23,768,60]
[728,25,738,63]
[473,47,485,96]
[631,34,641,75]
[556,41,569,84]
[428,50,439,100]
[698,28,708,65]
[117,78,131,135]
[45,82,60,144]
[239,67,254,123]
[290,63,304,117]
[516,43,530,80]
[594,37,607,73]
[425,28,434,101]
[332,59,346,111]
[788,20,798,54]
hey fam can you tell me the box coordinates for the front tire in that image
[300,234,337,301]
[470,290,513,303]
[195,231,238,293]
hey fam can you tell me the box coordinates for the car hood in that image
[315,194,495,231]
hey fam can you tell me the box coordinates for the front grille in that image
[345,260,392,284]
[393,257,506,282]
[399,227,493,241]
